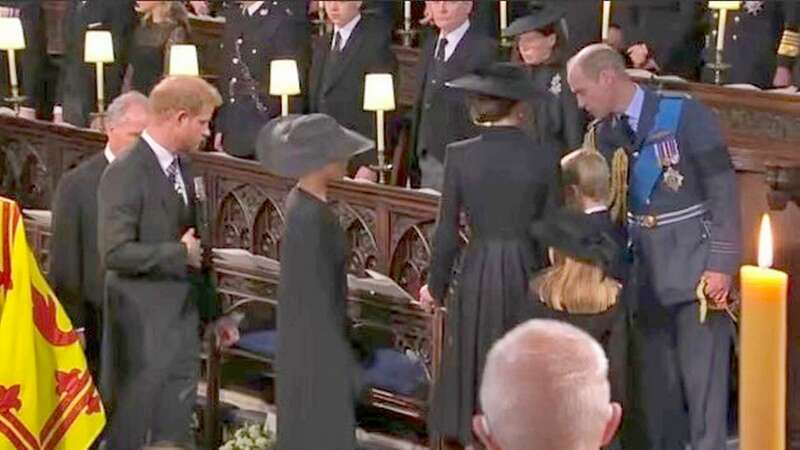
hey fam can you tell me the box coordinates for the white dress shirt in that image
[332,14,361,50]
[141,131,187,204]
[104,145,116,164]
[245,1,265,16]
[437,19,471,62]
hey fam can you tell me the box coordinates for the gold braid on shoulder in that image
[583,121,629,226]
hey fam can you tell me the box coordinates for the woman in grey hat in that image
[419,62,561,449]
[255,113,373,450]
[503,2,587,157]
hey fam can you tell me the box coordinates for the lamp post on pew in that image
[168,44,200,76]
[707,1,741,84]
[364,73,395,185]
[84,30,114,127]
[0,17,26,115]
[269,59,301,117]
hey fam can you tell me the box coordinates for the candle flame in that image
[758,213,773,268]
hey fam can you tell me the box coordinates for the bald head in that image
[566,44,635,120]
[474,320,621,450]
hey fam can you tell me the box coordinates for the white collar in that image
[141,130,177,173]
[333,14,361,49]
[104,145,116,163]
[245,1,265,16]
[584,205,609,214]
[437,19,470,61]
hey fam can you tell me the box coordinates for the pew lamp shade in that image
[269,59,300,117]
[709,1,740,51]
[740,213,788,450]
[168,44,199,76]
[0,17,25,109]
[363,73,396,184]
[84,30,114,115]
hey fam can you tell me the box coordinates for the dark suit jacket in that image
[216,1,311,158]
[595,88,740,305]
[61,0,136,127]
[409,24,497,186]
[309,16,397,171]
[98,138,201,395]
[50,152,108,329]
[620,1,706,80]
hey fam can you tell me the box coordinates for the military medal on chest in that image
[743,1,764,15]
[655,136,683,192]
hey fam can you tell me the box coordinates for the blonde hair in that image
[561,148,611,207]
[149,76,222,119]
[533,251,620,314]
[536,147,618,314]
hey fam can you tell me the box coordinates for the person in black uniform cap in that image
[704,0,800,88]
[214,0,311,158]
[308,0,396,179]
[419,62,560,448]
[503,3,586,156]
[255,114,373,450]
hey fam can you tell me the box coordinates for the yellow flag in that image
[0,197,105,450]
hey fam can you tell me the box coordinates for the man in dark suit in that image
[569,44,741,450]
[309,0,397,179]
[50,91,149,376]
[214,0,311,158]
[409,0,497,190]
[621,1,707,80]
[98,76,234,449]
[60,0,136,128]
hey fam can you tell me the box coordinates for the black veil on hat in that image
[255,114,374,179]
[502,1,566,39]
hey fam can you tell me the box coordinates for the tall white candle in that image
[499,1,507,31]
[602,1,611,41]
[404,1,411,22]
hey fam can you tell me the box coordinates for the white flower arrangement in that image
[219,423,276,450]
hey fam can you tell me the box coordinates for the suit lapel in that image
[415,32,437,99]
[323,19,367,94]
[309,32,331,106]
[634,88,659,149]
[444,25,475,76]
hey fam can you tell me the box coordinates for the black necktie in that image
[332,31,343,53]
[615,114,636,151]
[435,38,448,62]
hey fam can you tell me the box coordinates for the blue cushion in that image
[362,348,427,397]
[234,331,427,397]
[235,330,278,357]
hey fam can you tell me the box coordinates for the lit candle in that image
[404,1,411,24]
[740,214,788,450]
[709,1,740,51]
[602,1,611,41]
[499,1,507,31]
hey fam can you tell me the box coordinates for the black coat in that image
[409,24,497,186]
[98,138,206,448]
[705,1,800,88]
[309,16,397,172]
[276,187,359,450]
[427,126,560,446]
[49,152,108,368]
[524,64,585,156]
[61,0,136,127]
[216,1,311,158]
[621,1,707,80]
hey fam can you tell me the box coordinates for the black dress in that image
[128,19,188,94]
[524,63,586,156]
[275,188,359,450]
[427,126,560,445]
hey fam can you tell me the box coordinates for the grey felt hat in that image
[256,114,374,178]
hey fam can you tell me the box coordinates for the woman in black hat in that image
[503,3,586,157]
[255,114,373,450]
[419,62,561,448]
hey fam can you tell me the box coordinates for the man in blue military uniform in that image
[568,44,741,450]
[704,1,800,88]
[214,0,311,158]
